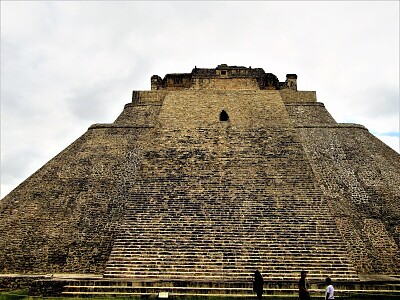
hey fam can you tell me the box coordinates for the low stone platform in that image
[61,279,400,298]
[2,274,400,298]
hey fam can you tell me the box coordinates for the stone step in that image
[61,290,400,298]
[109,247,349,253]
[122,213,329,218]
[61,278,400,298]
[104,266,357,274]
[105,258,353,266]
[105,261,356,270]
[104,273,358,282]
[104,263,357,271]
[107,251,351,257]
[106,259,353,267]
[117,225,340,230]
[116,224,338,228]
[105,249,354,262]
[106,259,355,267]
[104,264,355,271]
[103,270,358,279]
[64,280,375,288]
[103,273,359,281]
[122,209,330,214]
[110,236,347,242]
[121,216,335,222]
[114,231,342,237]
[119,225,337,231]
[123,207,327,212]
[103,266,359,274]
[119,224,338,228]
[110,242,349,249]
[118,232,339,236]
[113,237,344,243]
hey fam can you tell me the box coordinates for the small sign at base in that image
[158,291,169,299]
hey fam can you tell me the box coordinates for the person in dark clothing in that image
[253,270,264,300]
[299,270,311,299]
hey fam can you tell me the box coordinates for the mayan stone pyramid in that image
[1,64,399,282]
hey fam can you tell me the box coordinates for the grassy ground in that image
[1,290,400,300]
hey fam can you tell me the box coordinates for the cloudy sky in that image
[1,1,399,198]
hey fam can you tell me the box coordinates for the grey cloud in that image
[1,148,42,185]
[357,86,399,118]
[1,1,399,198]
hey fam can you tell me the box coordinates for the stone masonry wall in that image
[285,103,337,126]
[158,90,291,129]
[103,90,358,281]
[296,126,400,274]
[114,103,162,127]
[191,78,260,90]
[0,125,147,274]
[0,88,165,275]
[280,90,317,103]
[1,75,399,280]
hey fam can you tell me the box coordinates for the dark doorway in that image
[219,110,229,121]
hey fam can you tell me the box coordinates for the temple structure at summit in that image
[1,64,399,297]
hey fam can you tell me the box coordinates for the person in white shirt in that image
[325,277,334,300]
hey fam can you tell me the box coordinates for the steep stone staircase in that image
[103,201,358,282]
[101,126,359,283]
[63,125,361,297]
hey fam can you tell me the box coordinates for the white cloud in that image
[1,1,399,198]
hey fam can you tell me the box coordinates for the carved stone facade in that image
[151,64,295,91]
[0,65,399,282]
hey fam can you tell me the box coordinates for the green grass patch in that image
[1,291,400,300]
[0,290,29,300]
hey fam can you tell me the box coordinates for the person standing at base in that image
[253,270,264,300]
[325,277,334,300]
[299,270,311,300]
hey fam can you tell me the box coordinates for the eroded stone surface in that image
[0,65,398,280]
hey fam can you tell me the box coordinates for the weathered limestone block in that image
[285,102,336,126]
[298,126,400,273]
[0,127,148,274]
